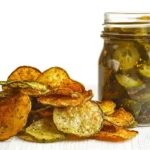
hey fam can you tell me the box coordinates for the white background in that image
[1,0,150,150]
[1,0,150,99]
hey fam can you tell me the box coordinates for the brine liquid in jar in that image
[99,12,150,126]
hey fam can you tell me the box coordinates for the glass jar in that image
[99,12,150,126]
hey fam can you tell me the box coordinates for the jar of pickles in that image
[99,13,150,126]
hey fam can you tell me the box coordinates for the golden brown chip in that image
[38,108,53,117]
[104,107,135,127]
[0,92,31,141]
[92,121,138,142]
[21,88,49,96]
[31,106,53,118]
[52,88,74,96]
[0,90,14,98]
[61,80,85,93]
[53,100,103,137]
[0,81,51,96]
[37,90,93,107]
[98,100,116,115]
[25,118,66,142]
[36,67,85,93]
[18,133,40,143]
[7,66,41,81]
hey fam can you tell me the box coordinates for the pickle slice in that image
[138,61,150,78]
[127,84,146,95]
[102,72,126,100]
[130,93,150,103]
[113,42,140,70]
[137,102,150,123]
[116,74,143,88]
[26,118,66,142]
[53,100,103,137]
[140,102,150,116]
[122,99,141,116]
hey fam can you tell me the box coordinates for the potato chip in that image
[37,90,93,107]
[92,121,138,142]
[0,92,31,141]
[7,66,41,81]
[25,118,66,142]
[53,100,103,137]
[37,67,85,93]
[98,100,116,115]
[104,107,135,127]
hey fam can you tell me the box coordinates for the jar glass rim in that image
[104,12,150,24]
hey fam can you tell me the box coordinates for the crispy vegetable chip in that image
[104,108,135,127]
[37,90,93,107]
[0,92,31,140]
[37,67,85,93]
[0,81,49,91]
[0,90,14,98]
[92,121,138,142]
[7,66,41,81]
[18,133,42,143]
[25,118,66,142]
[0,65,139,142]
[128,121,138,128]
[53,100,103,137]
[99,100,116,115]
[0,81,51,96]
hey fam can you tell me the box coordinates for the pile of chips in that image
[0,66,138,142]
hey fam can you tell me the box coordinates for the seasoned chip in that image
[0,90,14,98]
[62,80,85,93]
[37,90,93,107]
[98,100,116,115]
[21,88,50,96]
[0,81,51,96]
[25,118,66,142]
[7,66,41,81]
[53,100,103,137]
[0,92,31,140]
[30,97,49,111]
[31,106,51,113]
[38,108,53,117]
[104,108,135,127]
[52,88,76,96]
[37,67,85,93]
[3,66,41,91]
[0,81,49,91]
[128,121,138,128]
[92,121,138,142]
[18,133,42,143]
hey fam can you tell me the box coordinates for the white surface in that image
[0,127,149,150]
[1,0,150,150]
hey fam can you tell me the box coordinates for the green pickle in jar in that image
[99,12,150,126]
